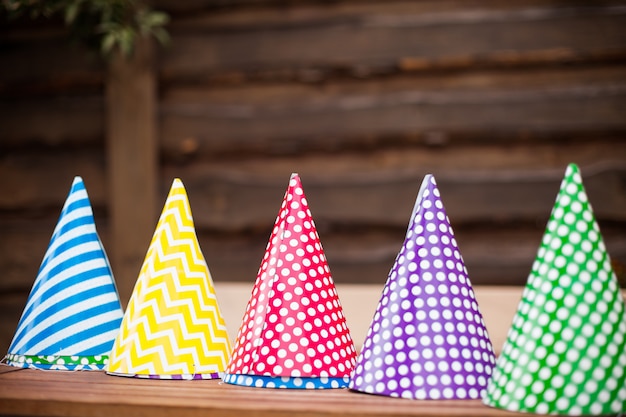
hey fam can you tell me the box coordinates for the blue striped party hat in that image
[4,176,124,370]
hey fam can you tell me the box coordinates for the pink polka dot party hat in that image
[349,174,497,399]
[4,176,123,371]
[224,173,358,389]
[106,179,232,380]
[483,163,626,415]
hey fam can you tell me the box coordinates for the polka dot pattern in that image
[349,174,496,399]
[4,353,108,371]
[225,173,357,387]
[223,373,350,389]
[484,164,626,415]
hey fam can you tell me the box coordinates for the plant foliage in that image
[2,0,169,57]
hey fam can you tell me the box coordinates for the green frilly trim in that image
[4,353,109,370]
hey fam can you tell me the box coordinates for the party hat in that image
[4,176,124,370]
[484,163,626,415]
[349,174,497,399]
[106,178,231,379]
[224,173,357,389]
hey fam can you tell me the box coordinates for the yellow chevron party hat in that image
[106,178,231,379]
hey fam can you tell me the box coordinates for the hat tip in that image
[566,162,580,172]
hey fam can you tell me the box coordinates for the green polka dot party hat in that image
[483,163,626,415]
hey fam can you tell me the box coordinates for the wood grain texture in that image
[2,284,626,417]
[163,159,626,230]
[160,67,626,158]
[4,146,625,224]
[5,66,625,151]
[0,368,508,417]
[0,96,104,147]
[0,38,103,96]
[0,150,107,209]
[158,2,626,80]
[105,40,159,305]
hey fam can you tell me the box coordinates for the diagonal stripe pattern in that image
[5,176,124,370]
[106,178,231,379]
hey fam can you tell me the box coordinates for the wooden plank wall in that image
[1,0,626,350]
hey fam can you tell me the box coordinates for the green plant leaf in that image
[101,31,116,54]
[151,26,170,47]
[3,0,170,59]
[144,11,169,28]
[64,0,81,24]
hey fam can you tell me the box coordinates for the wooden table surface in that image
[3,286,624,417]
[0,366,523,417]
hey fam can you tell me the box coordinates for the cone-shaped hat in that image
[106,178,231,379]
[224,173,357,389]
[349,174,496,399]
[5,176,124,370]
[484,163,626,415]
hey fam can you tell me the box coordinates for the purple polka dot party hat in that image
[349,174,496,400]
[483,163,626,415]
[4,176,124,370]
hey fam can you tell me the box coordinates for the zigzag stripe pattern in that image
[107,179,231,378]
[7,177,123,369]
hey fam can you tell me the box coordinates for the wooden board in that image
[105,40,159,305]
[0,96,104,147]
[1,285,626,417]
[0,37,103,96]
[5,66,626,151]
[3,2,626,92]
[159,2,626,80]
[2,147,625,224]
[0,150,107,209]
[159,68,626,159]
[0,368,509,417]
[168,160,626,230]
